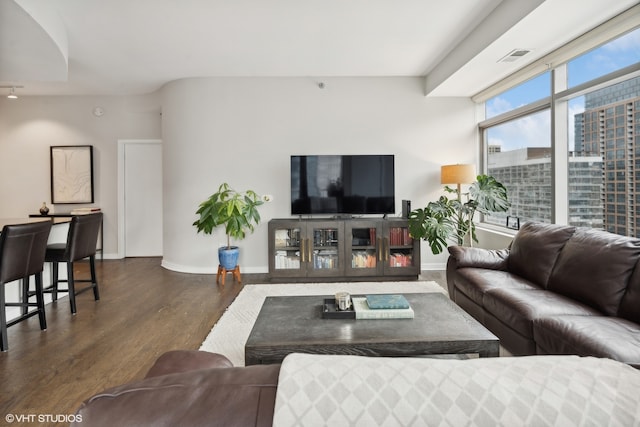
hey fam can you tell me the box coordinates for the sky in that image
[485,28,640,152]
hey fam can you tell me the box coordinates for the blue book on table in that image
[365,294,410,309]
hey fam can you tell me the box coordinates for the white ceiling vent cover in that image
[498,49,532,63]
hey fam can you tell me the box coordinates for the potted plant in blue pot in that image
[193,183,269,270]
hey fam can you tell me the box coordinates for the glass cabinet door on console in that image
[269,220,344,278]
[269,221,303,278]
[381,221,420,276]
[307,221,343,277]
[344,221,383,276]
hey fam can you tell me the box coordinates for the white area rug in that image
[199,281,446,366]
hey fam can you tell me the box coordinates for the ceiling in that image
[0,0,637,97]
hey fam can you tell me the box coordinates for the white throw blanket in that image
[273,353,640,427]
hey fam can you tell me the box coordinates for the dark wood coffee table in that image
[245,293,499,365]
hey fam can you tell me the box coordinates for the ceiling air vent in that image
[498,49,531,63]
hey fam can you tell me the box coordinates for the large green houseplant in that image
[193,183,268,269]
[408,174,510,255]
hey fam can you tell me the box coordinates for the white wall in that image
[0,94,162,257]
[160,77,476,273]
[0,77,476,273]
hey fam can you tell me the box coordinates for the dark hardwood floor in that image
[0,258,446,425]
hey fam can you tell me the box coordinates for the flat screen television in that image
[291,154,395,215]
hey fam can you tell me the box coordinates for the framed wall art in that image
[50,145,95,204]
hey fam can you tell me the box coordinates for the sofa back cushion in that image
[618,259,640,323]
[547,228,640,316]
[508,222,575,288]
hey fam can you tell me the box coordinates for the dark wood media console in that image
[268,217,420,281]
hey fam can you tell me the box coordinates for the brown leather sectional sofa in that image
[446,221,640,368]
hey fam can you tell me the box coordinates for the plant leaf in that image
[469,174,510,214]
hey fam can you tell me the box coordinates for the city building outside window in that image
[484,110,552,227]
[569,77,640,236]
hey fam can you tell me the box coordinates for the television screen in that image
[291,155,395,215]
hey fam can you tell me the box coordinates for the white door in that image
[123,141,163,257]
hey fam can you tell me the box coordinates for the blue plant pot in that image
[218,246,239,269]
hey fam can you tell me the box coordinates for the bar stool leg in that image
[21,278,28,316]
[0,285,7,351]
[67,262,77,315]
[51,262,59,301]
[35,272,47,330]
[90,255,100,300]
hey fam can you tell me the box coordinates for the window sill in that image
[476,222,518,238]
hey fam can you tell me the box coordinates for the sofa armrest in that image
[447,245,509,270]
[74,360,280,427]
[145,350,233,378]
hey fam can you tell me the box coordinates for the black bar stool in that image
[44,213,102,314]
[0,221,52,351]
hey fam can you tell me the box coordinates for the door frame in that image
[117,139,162,258]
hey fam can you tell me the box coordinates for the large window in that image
[480,26,640,238]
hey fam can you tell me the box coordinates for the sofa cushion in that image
[508,222,575,288]
[74,362,281,427]
[483,288,600,338]
[618,258,640,324]
[454,268,540,306]
[547,228,640,316]
[534,316,640,369]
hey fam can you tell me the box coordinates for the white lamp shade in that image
[441,164,476,184]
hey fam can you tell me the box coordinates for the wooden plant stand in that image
[216,265,241,286]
